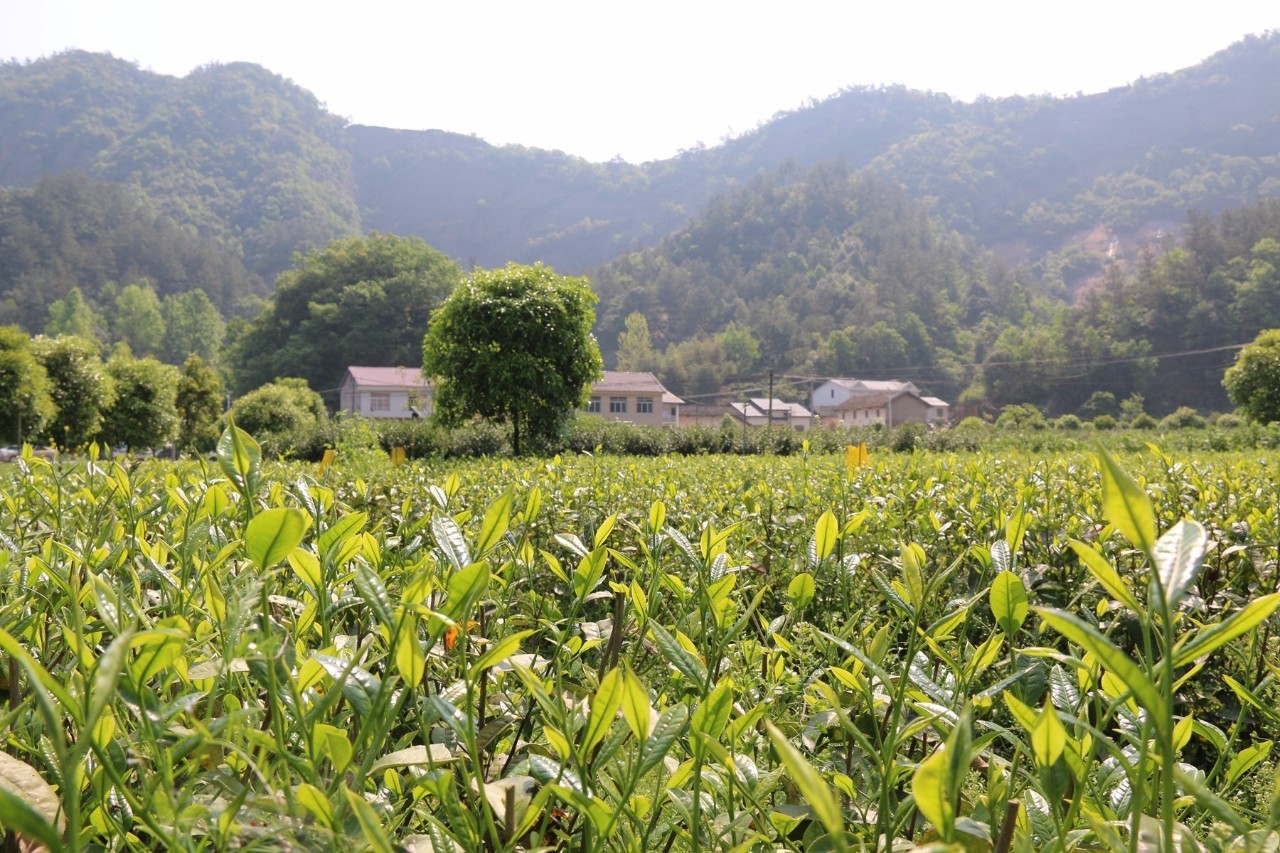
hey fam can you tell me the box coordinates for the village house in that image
[728,398,813,430]
[338,366,433,419]
[583,371,683,427]
[811,377,949,427]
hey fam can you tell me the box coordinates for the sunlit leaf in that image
[245,507,308,570]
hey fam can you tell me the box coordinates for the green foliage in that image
[160,289,226,365]
[230,378,326,439]
[996,403,1046,430]
[0,326,55,444]
[44,286,106,344]
[614,312,657,372]
[0,173,259,331]
[1092,414,1119,431]
[111,282,164,357]
[100,349,179,449]
[1225,329,1280,423]
[1160,406,1208,429]
[1053,413,1083,430]
[232,233,461,394]
[174,354,224,453]
[30,335,114,447]
[423,263,603,455]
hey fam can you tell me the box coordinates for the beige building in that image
[829,390,933,428]
[584,372,683,427]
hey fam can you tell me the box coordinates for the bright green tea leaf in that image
[1153,519,1208,610]
[815,510,839,561]
[788,572,816,611]
[990,571,1029,636]
[1096,448,1156,554]
[245,507,308,570]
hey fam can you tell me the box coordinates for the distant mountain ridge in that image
[1,35,1278,284]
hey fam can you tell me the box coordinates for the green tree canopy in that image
[113,282,165,357]
[45,287,106,344]
[231,233,462,395]
[230,378,326,438]
[175,354,225,453]
[423,263,602,454]
[615,312,658,372]
[161,289,226,365]
[101,349,180,449]
[32,335,115,447]
[0,326,55,445]
[1223,329,1280,423]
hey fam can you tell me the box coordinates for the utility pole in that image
[768,370,774,428]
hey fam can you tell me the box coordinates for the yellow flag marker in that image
[844,443,870,470]
[391,447,407,467]
[317,449,337,476]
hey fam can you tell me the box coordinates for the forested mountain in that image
[0,172,262,329]
[2,36,1280,415]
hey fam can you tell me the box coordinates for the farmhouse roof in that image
[344,366,432,388]
[592,371,673,395]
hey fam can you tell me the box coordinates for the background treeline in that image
[3,37,1280,419]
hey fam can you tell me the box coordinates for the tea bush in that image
[3,436,1278,849]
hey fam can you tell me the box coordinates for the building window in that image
[637,397,653,414]
[370,392,390,412]
[586,396,600,413]
[609,397,627,413]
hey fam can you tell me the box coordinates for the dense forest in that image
[1,34,1279,415]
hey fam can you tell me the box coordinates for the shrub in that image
[1091,414,1118,431]
[1160,406,1206,430]
[1054,414,1083,430]
[954,416,988,431]
[1129,412,1158,429]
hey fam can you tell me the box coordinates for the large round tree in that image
[423,263,603,454]
[231,233,462,395]
[1224,328,1280,423]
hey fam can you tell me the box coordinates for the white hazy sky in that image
[3,1,1277,164]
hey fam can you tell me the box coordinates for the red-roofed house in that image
[338,366,433,419]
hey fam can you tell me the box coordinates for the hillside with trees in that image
[2,35,1280,419]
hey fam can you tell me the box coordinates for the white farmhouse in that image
[338,366,433,419]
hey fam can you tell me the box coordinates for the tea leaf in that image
[619,663,651,740]
[295,782,336,829]
[637,704,689,778]
[648,622,707,685]
[370,744,458,772]
[473,629,534,674]
[345,786,395,853]
[692,677,734,742]
[443,561,489,624]
[815,510,839,561]
[1225,740,1272,788]
[1174,592,1280,667]
[1031,698,1066,768]
[912,742,955,840]
[1035,608,1165,734]
[1096,448,1156,554]
[245,507,308,570]
[432,516,471,570]
[287,548,322,594]
[217,421,261,501]
[393,612,425,686]
[0,751,64,847]
[1069,540,1142,613]
[474,490,513,558]
[767,720,846,844]
[787,572,816,611]
[990,571,1029,636]
[313,653,382,718]
[583,667,624,753]
[1153,520,1208,610]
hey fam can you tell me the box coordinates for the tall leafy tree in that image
[45,287,106,344]
[0,326,56,444]
[423,263,602,454]
[101,349,179,449]
[161,289,226,365]
[231,233,462,394]
[615,312,658,372]
[175,354,225,453]
[1223,329,1280,423]
[31,335,114,447]
[113,282,165,357]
